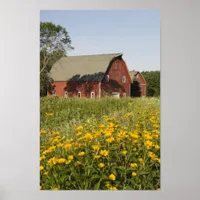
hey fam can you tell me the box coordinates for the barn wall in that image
[136,73,146,96]
[48,81,100,98]
[101,59,131,97]
[65,81,100,98]
[48,81,66,96]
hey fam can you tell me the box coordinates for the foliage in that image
[40,22,74,96]
[40,97,160,190]
[141,71,160,97]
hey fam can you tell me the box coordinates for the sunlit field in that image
[40,96,160,190]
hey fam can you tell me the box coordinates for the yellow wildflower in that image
[95,155,101,159]
[105,182,111,187]
[48,157,57,166]
[154,145,160,149]
[52,188,59,190]
[44,171,48,176]
[100,150,109,157]
[76,126,83,131]
[77,131,82,136]
[78,151,85,157]
[92,145,101,151]
[68,155,74,160]
[132,172,137,177]
[40,166,44,171]
[40,130,46,134]
[57,158,66,164]
[139,158,144,164]
[40,155,46,161]
[52,131,60,135]
[109,187,118,190]
[64,143,72,150]
[121,150,127,155]
[144,140,153,149]
[84,133,93,140]
[74,161,81,166]
[106,137,115,143]
[130,163,138,168]
[66,160,72,164]
[46,113,53,117]
[98,163,105,168]
[109,174,116,181]
[57,143,63,148]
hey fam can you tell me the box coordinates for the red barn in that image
[49,53,132,98]
[129,70,147,97]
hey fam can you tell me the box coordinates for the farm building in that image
[49,53,133,98]
[129,70,147,97]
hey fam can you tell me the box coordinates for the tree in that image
[141,70,160,97]
[40,22,74,96]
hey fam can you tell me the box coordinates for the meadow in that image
[40,96,160,190]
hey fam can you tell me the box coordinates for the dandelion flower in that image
[98,163,105,168]
[66,160,72,164]
[130,163,138,168]
[100,150,109,157]
[68,155,74,160]
[109,174,116,181]
[109,187,118,190]
[139,158,144,164]
[95,155,101,159]
[57,158,66,164]
[40,130,46,134]
[64,144,72,150]
[106,137,115,143]
[46,113,53,117]
[40,166,44,171]
[92,145,101,151]
[132,172,137,177]
[78,151,85,157]
[121,150,127,155]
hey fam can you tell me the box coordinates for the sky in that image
[40,10,160,72]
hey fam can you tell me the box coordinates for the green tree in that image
[40,22,74,96]
[141,71,160,97]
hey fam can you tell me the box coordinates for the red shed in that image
[129,70,147,97]
[49,53,132,98]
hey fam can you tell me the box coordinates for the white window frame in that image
[90,92,95,98]
[52,90,56,96]
[77,92,81,98]
[64,91,68,97]
[123,92,126,97]
[105,75,109,82]
[122,76,126,83]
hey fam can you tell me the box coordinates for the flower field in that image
[40,97,160,190]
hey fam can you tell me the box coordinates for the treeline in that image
[141,71,160,97]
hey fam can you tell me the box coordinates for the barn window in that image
[64,91,68,97]
[91,92,95,98]
[123,93,126,97]
[122,76,126,83]
[77,92,81,98]
[105,75,109,82]
[52,90,56,96]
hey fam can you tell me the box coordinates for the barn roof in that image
[129,70,147,84]
[129,70,139,81]
[50,53,123,81]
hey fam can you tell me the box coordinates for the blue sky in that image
[40,10,160,72]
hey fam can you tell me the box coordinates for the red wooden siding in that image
[136,73,146,96]
[101,58,132,97]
